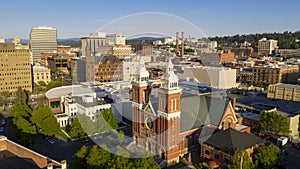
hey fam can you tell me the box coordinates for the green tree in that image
[47,78,66,90]
[11,104,36,146]
[37,97,45,107]
[229,150,252,169]
[253,145,280,169]
[0,91,10,107]
[15,87,27,105]
[258,111,291,135]
[114,146,132,169]
[78,115,98,135]
[118,130,125,143]
[86,145,111,169]
[11,104,31,118]
[133,154,160,169]
[70,144,160,169]
[68,118,86,139]
[97,108,118,132]
[70,145,89,169]
[38,81,47,86]
[31,106,60,136]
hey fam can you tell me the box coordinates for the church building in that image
[131,59,239,166]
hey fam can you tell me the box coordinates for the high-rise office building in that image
[30,26,57,63]
[258,38,278,56]
[0,43,32,93]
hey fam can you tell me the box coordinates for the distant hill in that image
[4,38,81,47]
[58,38,81,47]
[209,31,300,49]
[126,36,166,46]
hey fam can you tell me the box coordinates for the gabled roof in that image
[180,93,230,132]
[204,129,264,155]
[144,90,232,133]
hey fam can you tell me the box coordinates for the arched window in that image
[224,119,232,130]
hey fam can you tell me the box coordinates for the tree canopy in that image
[11,104,36,146]
[47,78,66,90]
[253,145,280,169]
[67,118,86,139]
[15,87,27,105]
[258,111,290,135]
[209,31,300,49]
[31,106,60,136]
[229,150,252,169]
[97,108,118,132]
[77,108,118,136]
[70,145,160,169]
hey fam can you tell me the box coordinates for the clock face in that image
[145,117,153,129]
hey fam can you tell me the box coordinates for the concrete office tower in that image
[106,34,126,46]
[81,32,106,57]
[30,26,57,63]
[0,43,32,93]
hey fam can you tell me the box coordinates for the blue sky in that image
[1,0,300,39]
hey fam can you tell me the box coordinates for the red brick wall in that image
[0,139,63,168]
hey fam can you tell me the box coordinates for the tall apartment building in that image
[30,26,57,63]
[135,45,153,56]
[0,43,32,93]
[258,38,278,56]
[268,83,300,102]
[95,56,123,82]
[231,47,254,57]
[202,50,234,65]
[252,65,299,85]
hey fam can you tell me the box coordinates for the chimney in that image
[176,32,179,56]
[181,32,184,57]
[61,160,67,169]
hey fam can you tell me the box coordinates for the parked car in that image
[48,139,55,144]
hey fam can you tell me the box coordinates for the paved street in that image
[278,145,300,169]
[0,115,93,162]
[31,134,93,162]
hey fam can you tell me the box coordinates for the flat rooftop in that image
[0,150,40,169]
[237,96,300,116]
[271,83,300,90]
[46,85,104,99]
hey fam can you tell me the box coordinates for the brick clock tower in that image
[132,60,182,165]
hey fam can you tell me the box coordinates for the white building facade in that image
[183,66,237,89]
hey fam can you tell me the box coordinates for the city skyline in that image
[1,0,300,39]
